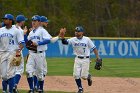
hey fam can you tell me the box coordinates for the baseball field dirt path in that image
[0,76,140,93]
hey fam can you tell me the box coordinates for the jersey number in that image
[83,48,85,53]
[9,39,14,45]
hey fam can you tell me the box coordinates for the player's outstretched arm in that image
[50,28,66,43]
[58,28,68,45]
[93,48,100,59]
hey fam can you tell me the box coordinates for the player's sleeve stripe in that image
[19,40,25,44]
[62,38,68,45]
[20,42,25,47]
[38,39,51,45]
[24,34,28,42]
[91,46,96,51]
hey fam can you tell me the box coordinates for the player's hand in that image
[24,26,28,35]
[16,49,21,56]
[29,27,34,32]
[59,28,66,38]
[32,42,38,46]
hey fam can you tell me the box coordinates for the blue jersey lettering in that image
[0,33,13,38]
[30,36,40,40]
[74,43,87,47]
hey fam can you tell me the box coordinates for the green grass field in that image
[1,58,140,93]
[46,58,140,77]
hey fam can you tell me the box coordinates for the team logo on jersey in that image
[30,36,40,40]
[0,33,13,38]
[74,43,87,47]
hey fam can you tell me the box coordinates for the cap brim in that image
[2,17,7,19]
[32,20,40,21]
[2,17,13,20]
[32,18,37,21]
[46,20,50,22]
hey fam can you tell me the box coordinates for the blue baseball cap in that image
[2,14,14,20]
[75,26,84,32]
[32,15,41,21]
[40,16,49,22]
[16,15,28,22]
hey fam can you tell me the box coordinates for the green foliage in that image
[0,0,140,37]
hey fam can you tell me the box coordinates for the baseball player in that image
[26,15,62,93]
[0,22,7,93]
[32,15,63,92]
[1,15,28,93]
[13,14,28,92]
[0,14,24,93]
[32,16,51,92]
[60,26,101,93]
[26,15,44,93]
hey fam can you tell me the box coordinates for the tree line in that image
[0,0,140,37]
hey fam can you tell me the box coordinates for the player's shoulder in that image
[83,36,91,40]
[0,26,4,30]
[0,25,19,33]
[69,37,76,40]
[38,26,47,32]
[12,25,22,33]
[39,26,50,34]
[0,27,2,32]
[12,25,19,30]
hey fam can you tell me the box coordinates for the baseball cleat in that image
[77,88,83,93]
[13,85,18,93]
[28,89,34,93]
[87,74,92,86]
[2,91,7,93]
[34,86,38,92]
[38,89,44,93]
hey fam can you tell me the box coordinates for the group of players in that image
[0,13,101,93]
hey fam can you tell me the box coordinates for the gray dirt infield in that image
[0,76,140,93]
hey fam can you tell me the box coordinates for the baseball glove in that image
[10,55,22,66]
[95,58,102,70]
[26,40,37,51]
